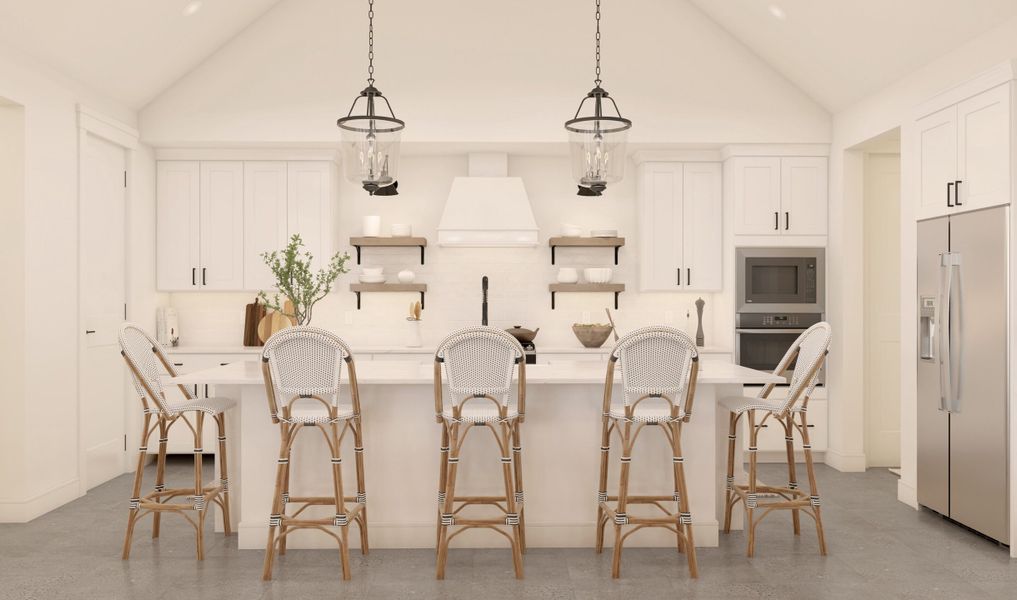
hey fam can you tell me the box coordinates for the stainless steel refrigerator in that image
[917,205,1009,544]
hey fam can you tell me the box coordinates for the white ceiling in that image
[0,0,281,108]
[687,0,1017,111]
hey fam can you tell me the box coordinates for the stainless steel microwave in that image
[736,248,825,313]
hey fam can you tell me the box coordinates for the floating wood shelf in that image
[548,237,625,265]
[350,283,428,310]
[548,283,625,310]
[350,237,428,265]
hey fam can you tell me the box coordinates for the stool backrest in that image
[261,326,355,422]
[767,322,831,414]
[434,326,524,409]
[119,323,189,414]
[610,326,699,414]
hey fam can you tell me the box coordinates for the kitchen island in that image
[167,359,781,550]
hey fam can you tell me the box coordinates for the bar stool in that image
[433,326,526,580]
[260,327,368,581]
[721,322,831,557]
[596,326,700,579]
[118,324,235,560]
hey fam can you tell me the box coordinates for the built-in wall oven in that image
[735,248,825,384]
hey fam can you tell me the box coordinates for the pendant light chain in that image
[367,0,375,86]
[594,0,602,87]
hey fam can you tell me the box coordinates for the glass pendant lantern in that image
[337,0,404,196]
[564,0,631,197]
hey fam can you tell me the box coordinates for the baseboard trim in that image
[0,479,81,523]
[897,480,918,509]
[824,449,867,472]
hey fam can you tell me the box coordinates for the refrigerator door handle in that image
[947,253,963,413]
[938,253,953,412]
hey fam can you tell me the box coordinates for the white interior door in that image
[199,161,245,290]
[781,157,828,235]
[243,161,288,291]
[863,153,902,467]
[730,157,781,235]
[637,162,682,291]
[956,84,1011,213]
[682,162,722,291]
[915,105,957,220]
[80,132,127,489]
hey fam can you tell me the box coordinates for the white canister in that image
[405,319,423,347]
[398,270,416,283]
[391,223,412,237]
[556,267,579,283]
[362,215,382,237]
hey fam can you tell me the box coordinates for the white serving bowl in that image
[590,229,618,238]
[361,266,384,277]
[583,267,613,283]
[391,223,412,237]
[556,267,579,283]
[561,224,582,237]
[359,275,386,284]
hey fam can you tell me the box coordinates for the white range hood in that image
[437,153,538,247]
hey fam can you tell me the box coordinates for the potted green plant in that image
[259,234,350,326]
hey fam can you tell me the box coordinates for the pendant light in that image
[564,0,632,197]
[337,0,404,196]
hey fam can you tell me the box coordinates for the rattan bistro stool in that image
[118,324,235,561]
[433,327,527,580]
[596,326,700,579]
[260,327,369,581]
[721,322,831,557]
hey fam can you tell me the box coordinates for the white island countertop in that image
[164,344,732,355]
[167,358,781,387]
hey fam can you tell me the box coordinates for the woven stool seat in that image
[608,403,686,423]
[718,396,809,415]
[442,404,520,423]
[165,397,237,416]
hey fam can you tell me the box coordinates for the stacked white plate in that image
[359,275,386,283]
[590,229,618,238]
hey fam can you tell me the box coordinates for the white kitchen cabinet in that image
[916,83,1011,220]
[244,162,289,290]
[637,162,722,292]
[287,161,335,263]
[156,162,201,290]
[731,156,828,236]
[199,162,245,290]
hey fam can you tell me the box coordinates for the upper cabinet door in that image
[287,162,335,264]
[199,162,245,290]
[781,157,828,236]
[156,162,201,291]
[956,84,1011,214]
[682,163,722,291]
[243,162,288,291]
[731,157,781,235]
[637,162,683,291]
[916,105,958,220]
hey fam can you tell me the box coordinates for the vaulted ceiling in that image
[2,0,1017,114]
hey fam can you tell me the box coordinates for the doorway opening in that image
[854,128,902,471]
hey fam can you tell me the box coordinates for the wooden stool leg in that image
[498,423,524,579]
[436,425,450,554]
[262,424,291,581]
[278,449,291,556]
[193,413,205,561]
[329,421,351,581]
[783,416,801,536]
[152,418,168,539]
[723,412,738,534]
[800,412,827,555]
[595,416,611,554]
[352,419,369,555]
[511,421,526,555]
[122,414,152,560]
[436,422,462,580]
[672,423,698,578]
[746,411,759,558]
[216,415,232,536]
[611,421,633,579]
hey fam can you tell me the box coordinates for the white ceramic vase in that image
[406,319,423,347]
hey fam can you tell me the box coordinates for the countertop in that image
[166,358,780,387]
[164,344,732,356]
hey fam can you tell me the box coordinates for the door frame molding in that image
[76,106,138,495]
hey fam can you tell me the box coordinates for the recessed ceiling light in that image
[768,4,786,20]
[182,1,203,17]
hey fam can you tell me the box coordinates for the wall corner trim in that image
[823,449,867,473]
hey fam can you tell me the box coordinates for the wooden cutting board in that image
[243,298,266,346]
[257,300,297,343]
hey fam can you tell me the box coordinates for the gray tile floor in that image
[1,458,1014,599]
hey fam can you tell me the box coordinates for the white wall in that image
[0,42,137,521]
[167,154,723,350]
[139,0,830,146]
[828,13,1017,551]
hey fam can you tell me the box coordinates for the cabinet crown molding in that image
[155,147,341,163]
[720,144,830,161]
[632,149,722,163]
[914,59,1017,119]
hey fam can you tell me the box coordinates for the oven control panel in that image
[736,312,823,329]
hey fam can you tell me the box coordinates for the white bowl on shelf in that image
[590,229,618,238]
[391,223,412,237]
[361,266,384,277]
[561,224,583,237]
[556,267,579,284]
[583,267,613,283]
[359,275,386,284]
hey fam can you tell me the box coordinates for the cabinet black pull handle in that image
[687,268,691,286]
[785,212,789,230]
[807,424,815,428]
[954,180,962,205]
[947,181,954,207]
[201,268,207,286]
[774,211,779,230]
[85,330,96,334]
[677,268,681,286]
[192,267,196,286]
[173,362,184,367]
